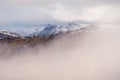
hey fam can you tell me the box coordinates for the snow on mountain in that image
[0,28,21,39]
[0,25,45,36]
[29,23,89,38]
[0,22,90,39]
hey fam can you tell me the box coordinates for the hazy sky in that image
[0,0,120,25]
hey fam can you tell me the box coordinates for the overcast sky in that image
[0,0,120,25]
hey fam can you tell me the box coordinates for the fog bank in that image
[0,25,120,80]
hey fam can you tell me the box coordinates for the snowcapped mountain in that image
[0,29,21,39]
[0,22,90,40]
[0,25,45,36]
[28,23,89,38]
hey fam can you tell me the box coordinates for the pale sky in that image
[0,0,120,25]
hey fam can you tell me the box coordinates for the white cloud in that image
[0,0,120,24]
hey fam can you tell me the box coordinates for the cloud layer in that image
[0,0,120,25]
[0,26,120,80]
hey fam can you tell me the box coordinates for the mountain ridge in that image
[0,22,90,40]
[28,23,89,38]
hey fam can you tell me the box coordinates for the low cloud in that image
[0,26,120,80]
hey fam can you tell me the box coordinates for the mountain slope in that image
[0,22,91,40]
[0,23,94,46]
[0,29,21,39]
[28,23,89,38]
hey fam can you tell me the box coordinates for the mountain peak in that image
[29,23,89,38]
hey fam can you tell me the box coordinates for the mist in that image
[0,0,120,25]
[0,25,120,80]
